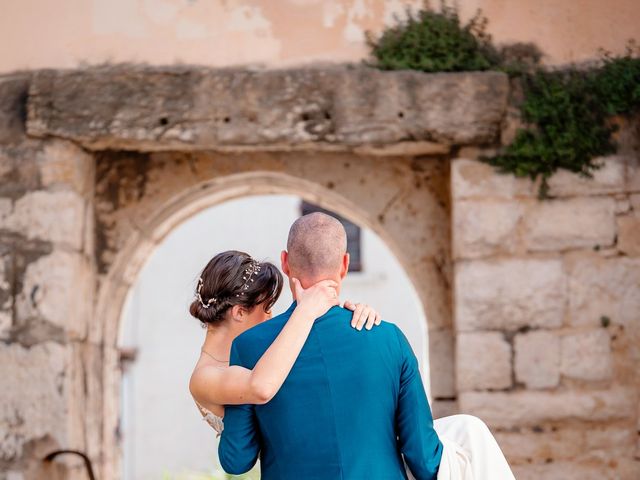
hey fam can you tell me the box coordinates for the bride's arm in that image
[191,282,383,409]
[191,278,339,407]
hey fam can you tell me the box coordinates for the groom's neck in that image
[289,272,343,299]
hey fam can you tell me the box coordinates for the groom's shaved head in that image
[287,212,347,278]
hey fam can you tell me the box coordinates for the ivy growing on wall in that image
[488,49,640,197]
[366,1,640,197]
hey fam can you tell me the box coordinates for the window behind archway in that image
[300,200,363,272]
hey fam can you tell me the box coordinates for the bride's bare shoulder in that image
[189,363,226,400]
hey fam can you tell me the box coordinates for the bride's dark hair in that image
[189,250,283,327]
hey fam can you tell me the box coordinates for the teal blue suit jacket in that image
[219,303,443,479]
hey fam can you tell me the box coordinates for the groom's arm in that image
[394,325,443,480]
[218,340,260,475]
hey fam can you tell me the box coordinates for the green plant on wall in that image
[367,2,640,197]
[366,0,499,72]
[488,46,640,197]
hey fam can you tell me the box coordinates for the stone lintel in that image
[25,66,509,152]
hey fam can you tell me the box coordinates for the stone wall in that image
[0,65,638,479]
[0,74,101,479]
[451,137,640,478]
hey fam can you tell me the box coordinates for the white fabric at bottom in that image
[407,414,515,480]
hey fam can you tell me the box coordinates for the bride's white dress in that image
[195,400,514,480]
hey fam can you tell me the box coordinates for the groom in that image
[219,212,443,479]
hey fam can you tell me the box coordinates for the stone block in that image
[451,158,535,200]
[617,211,640,257]
[561,329,613,381]
[615,196,631,214]
[37,140,94,195]
[567,255,640,327]
[456,332,512,391]
[514,330,560,389]
[523,197,616,252]
[546,156,627,197]
[15,250,93,339]
[494,424,635,464]
[512,462,627,480]
[455,258,565,331]
[453,200,523,259]
[2,190,85,250]
[459,387,635,428]
[27,68,509,150]
[0,342,69,461]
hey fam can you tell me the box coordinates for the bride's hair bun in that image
[189,250,283,327]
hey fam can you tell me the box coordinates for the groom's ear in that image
[339,252,350,279]
[281,250,290,276]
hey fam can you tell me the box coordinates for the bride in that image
[189,250,515,480]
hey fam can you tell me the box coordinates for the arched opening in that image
[96,169,452,479]
[117,193,428,478]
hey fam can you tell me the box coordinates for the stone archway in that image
[3,65,510,479]
[94,150,454,478]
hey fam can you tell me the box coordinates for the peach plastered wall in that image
[2,0,639,74]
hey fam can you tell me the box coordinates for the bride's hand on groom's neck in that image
[292,277,340,319]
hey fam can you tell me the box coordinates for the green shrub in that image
[366,1,499,72]
[487,48,640,197]
[367,3,640,197]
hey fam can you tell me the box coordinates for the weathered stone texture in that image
[561,329,613,381]
[452,155,638,201]
[27,67,509,151]
[1,191,85,250]
[455,258,565,331]
[453,200,523,259]
[617,211,640,256]
[0,251,12,340]
[451,158,535,200]
[459,387,636,428]
[514,330,560,389]
[456,332,512,391]
[523,197,616,252]
[0,74,29,145]
[615,195,631,214]
[567,256,640,327]
[495,424,636,465]
[0,342,69,461]
[15,250,92,339]
[37,140,94,195]
[546,155,628,197]
[512,460,639,480]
